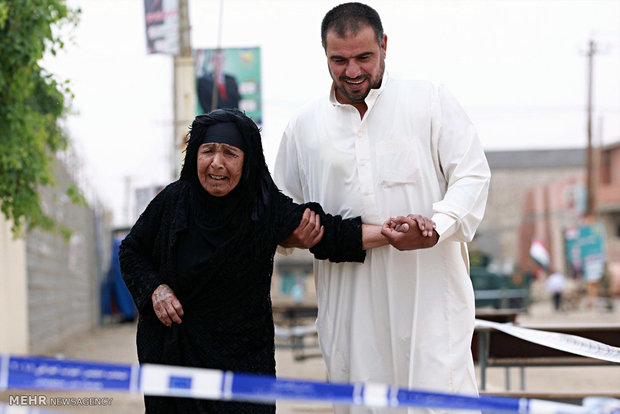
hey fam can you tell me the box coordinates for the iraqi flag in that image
[529,239,550,269]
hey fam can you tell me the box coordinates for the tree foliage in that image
[0,0,81,237]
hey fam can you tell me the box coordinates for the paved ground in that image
[1,290,619,413]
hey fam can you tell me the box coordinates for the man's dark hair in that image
[321,2,384,49]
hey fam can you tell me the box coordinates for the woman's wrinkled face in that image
[197,142,244,196]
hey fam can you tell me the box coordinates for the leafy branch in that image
[0,0,82,238]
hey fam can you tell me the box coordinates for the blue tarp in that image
[101,235,136,321]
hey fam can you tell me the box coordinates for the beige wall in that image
[0,215,29,354]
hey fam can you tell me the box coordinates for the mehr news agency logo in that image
[9,394,113,407]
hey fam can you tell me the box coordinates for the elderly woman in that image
[120,109,432,413]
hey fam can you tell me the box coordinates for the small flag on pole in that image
[529,239,550,269]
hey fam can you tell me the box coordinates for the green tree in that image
[0,0,81,237]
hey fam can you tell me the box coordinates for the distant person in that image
[119,108,430,413]
[197,50,241,112]
[274,3,491,413]
[545,269,566,311]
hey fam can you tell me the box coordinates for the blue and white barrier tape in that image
[274,323,317,339]
[1,402,67,414]
[474,319,620,363]
[1,355,615,413]
[2,322,619,413]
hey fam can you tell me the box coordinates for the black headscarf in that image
[180,108,277,222]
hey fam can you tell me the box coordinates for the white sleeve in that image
[274,122,306,204]
[274,122,306,255]
[430,85,491,243]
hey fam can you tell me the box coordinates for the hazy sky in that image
[44,0,620,226]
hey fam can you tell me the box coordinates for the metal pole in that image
[585,39,597,219]
[178,0,191,57]
[210,0,225,111]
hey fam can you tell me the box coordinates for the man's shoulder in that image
[287,95,330,127]
[386,75,437,93]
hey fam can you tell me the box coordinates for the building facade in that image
[476,143,620,296]
[474,148,585,275]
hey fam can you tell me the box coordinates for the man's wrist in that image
[426,230,440,248]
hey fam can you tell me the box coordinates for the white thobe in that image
[274,72,491,414]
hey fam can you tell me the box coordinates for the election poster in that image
[144,0,179,55]
[194,47,262,125]
[564,222,607,282]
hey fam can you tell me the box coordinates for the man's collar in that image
[329,70,390,107]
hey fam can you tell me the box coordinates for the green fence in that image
[470,268,532,309]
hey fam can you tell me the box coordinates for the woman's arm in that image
[279,211,435,251]
[274,191,364,263]
[279,208,324,248]
[275,190,435,261]
[119,188,168,313]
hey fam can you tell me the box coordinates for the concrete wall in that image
[0,216,29,354]
[25,162,100,354]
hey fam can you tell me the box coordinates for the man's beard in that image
[332,59,385,103]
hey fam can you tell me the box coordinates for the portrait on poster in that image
[194,47,262,125]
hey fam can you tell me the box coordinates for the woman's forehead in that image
[199,142,243,152]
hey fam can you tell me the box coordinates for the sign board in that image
[144,0,179,55]
[564,222,606,282]
[194,47,262,125]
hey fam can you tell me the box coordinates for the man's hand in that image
[382,214,439,251]
[280,208,325,248]
[152,284,184,327]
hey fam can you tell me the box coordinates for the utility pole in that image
[584,39,598,220]
[172,0,196,179]
[210,0,225,111]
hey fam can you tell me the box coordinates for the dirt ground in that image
[1,291,619,413]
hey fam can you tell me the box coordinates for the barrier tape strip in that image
[1,355,615,413]
[274,323,317,339]
[1,322,619,413]
[474,319,620,363]
[276,320,620,363]
[1,402,70,414]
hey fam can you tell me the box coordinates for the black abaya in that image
[120,180,364,413]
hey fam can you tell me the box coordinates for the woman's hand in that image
[151,284,184,327]
[280,208,325,248]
